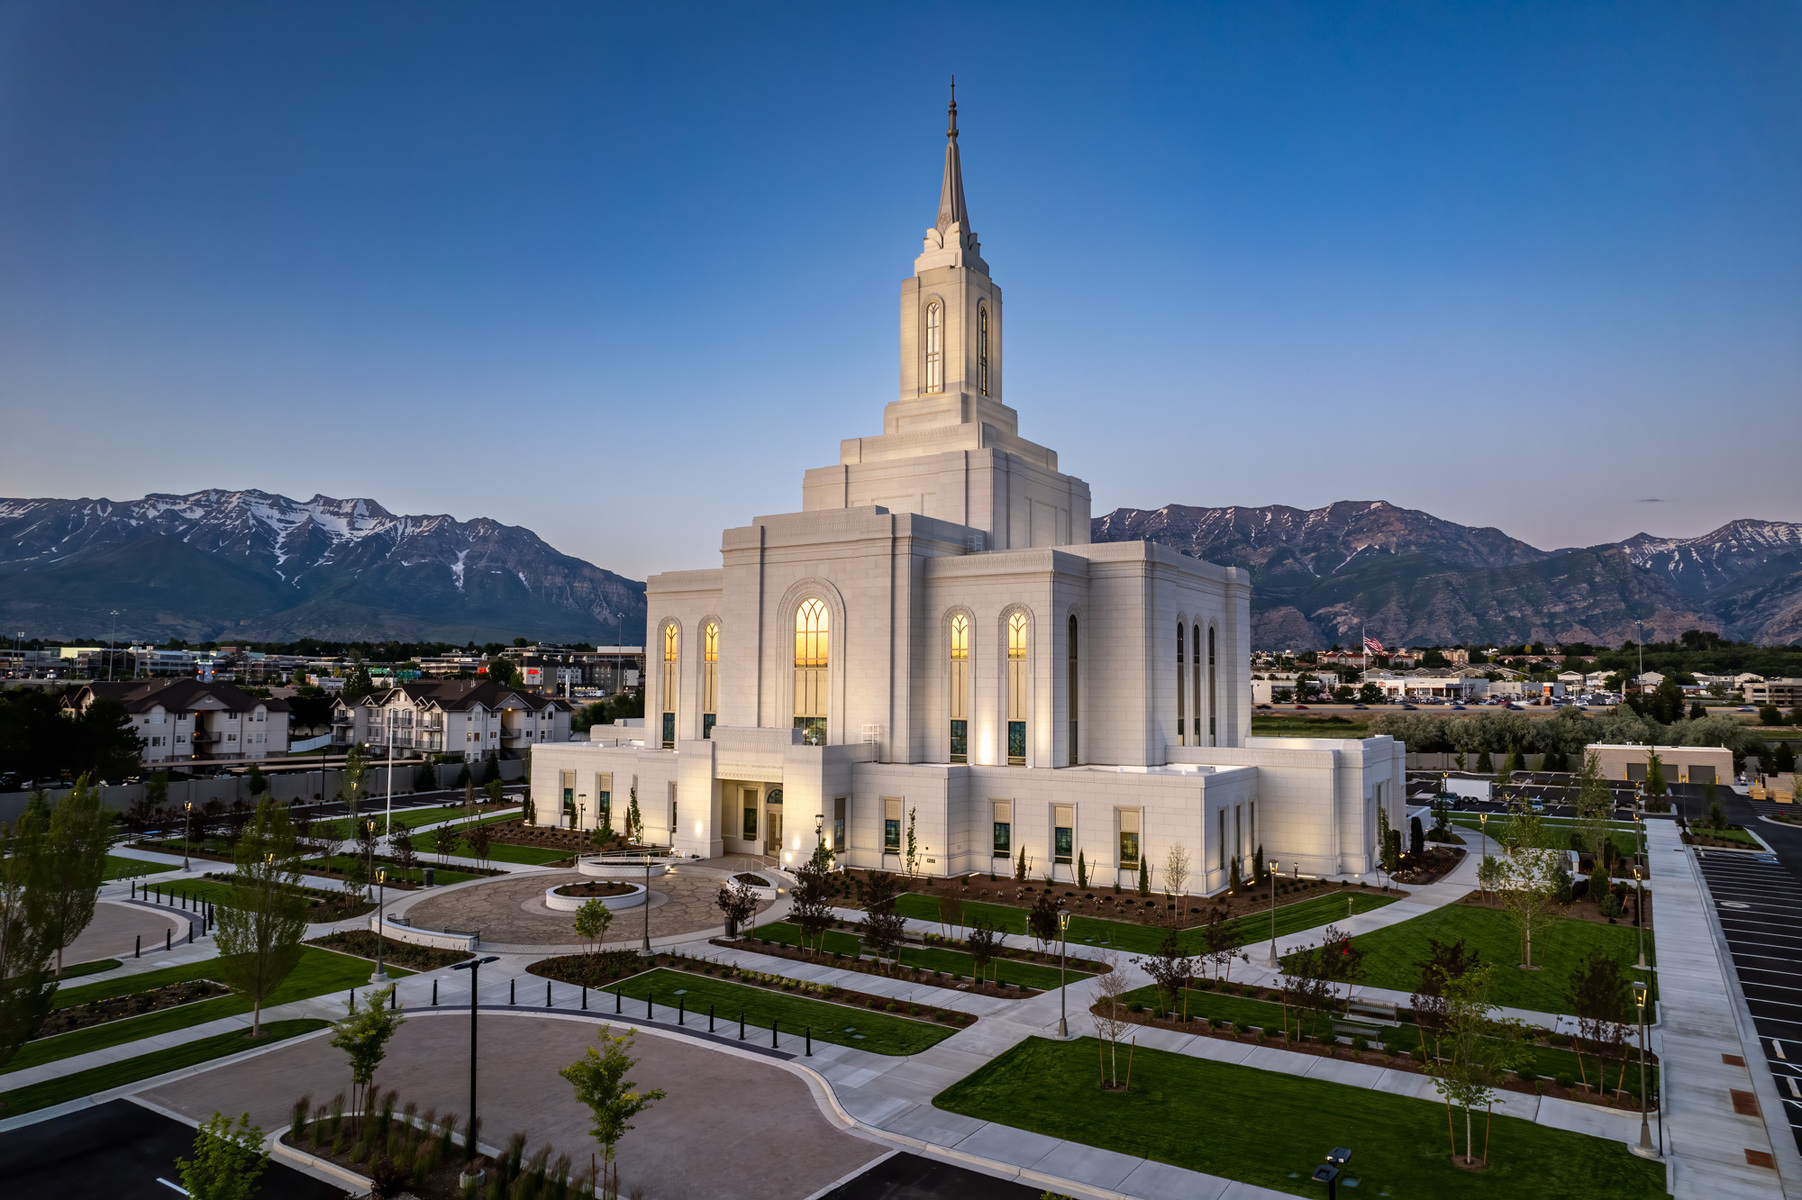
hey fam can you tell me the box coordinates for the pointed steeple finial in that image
[935,81,969,234]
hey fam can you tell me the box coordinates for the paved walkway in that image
[1646,819,1799,1199]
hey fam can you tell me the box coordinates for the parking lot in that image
[1694,847,1802,1154]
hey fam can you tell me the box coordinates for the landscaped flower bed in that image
[715,923,1109,996]
[194,872,376,919]
[550,880,637,898]
[34,979,231,1039]
[306,930,474,971]
[654,952,976,1028]
[1387,845,1465,886]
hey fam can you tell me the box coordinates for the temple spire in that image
[935,79,968,234]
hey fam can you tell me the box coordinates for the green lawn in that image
[59,958,121,980]
[310,802,514,842]
[14,946,409,1071]
[1452,818,1643,859]
[1690,825,1760,847]
[1250,715,1372,737]
[1297,904,1651,1016]
[0,1019,329,1116]
[752,921,1083,990]
[934,1037,1666,1199]
[300,853,485,885]
[104,855,170,880]
[1122,984,1657,1102]
[606,968,957,1056]
[896,889,1399,956]
[466,840,571,866]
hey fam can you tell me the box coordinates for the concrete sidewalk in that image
[1646,820,1799,1199]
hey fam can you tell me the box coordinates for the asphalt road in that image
[0,1100,340,1200]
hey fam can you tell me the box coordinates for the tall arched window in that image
[978,305,989,396]
[924,302,943,393]
[1208,625,1218,746]
[1176,623,1187,747]
[948,613,969,764]
[793,599,828,745]
[1006,611,1028,766]
[1192,623,1202,745]
[1067,614,1079,766]
[660,622,678,749]
[701,621,719,740]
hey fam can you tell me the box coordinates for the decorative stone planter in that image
[577,856,676,880]
[730,872,779,901]
[544,882,646,912]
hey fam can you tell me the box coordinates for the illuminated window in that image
[924,302,943,393]
[992,799,1011,857]
[661,622,677,748]
[1054,803,1074,864]
[949,613,969,763]
[794,599,828,745]
[1007,611,1027,766]
[702,621,719,739]
[1119,808,1141,867]
[978,305,989,396]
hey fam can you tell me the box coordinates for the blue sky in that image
[2,1,1797,578]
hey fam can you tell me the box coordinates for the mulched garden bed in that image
[1457,886,1653,930]
[733,871,773,887]
[551,880,637,898]
[1109,994,1658,1111]
[833,867,1407,927]
[35,980,230,1039]
[1682,827,1762,848]
[196,872,376,920]
[526,950,667,989]
[306,930,473,971]
[477,819,662,856]
[1388,846,1465,886]
[711,934,1049,998]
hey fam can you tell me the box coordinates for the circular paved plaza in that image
[402,866,773,949]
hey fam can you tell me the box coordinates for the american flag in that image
[1363,636,1387,656]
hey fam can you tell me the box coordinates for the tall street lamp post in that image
[371,867,389,984]
[1057,909,1072,1038]
[641,854,653,954]
[449,954,500,1163]
[1267,859,1281,966]
[182,800,193,872]
[1630,980,1660,1159]
[1634,865,1647,970]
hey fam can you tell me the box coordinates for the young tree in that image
[480,752,501,786]
[214,799,308,1036]
[939,890,963,942]
[0,807,58,1073]
[1476,854,1505,902]
[1410,937,1482,1063]
[431,823,460,865]
[574,898,614,962]
[390,830,417,877]
[1423,966,1532,1167]
[483,777,503,806]
[1316,925,1365,1005]
[788,860,834,956]
[1376,804,1394,873]
[343,743,369,819]
[176,1112,269,1200]
[329,983,405,1127]
[1496,745,1518,788]
[560,1026,666,1195]
[625,786,642,845]
[1496,793,1560,968]
[1565,947,1630,1094]
[714,881,757,939]
[1277,941,1333,1042]
[1135,929,1195,1020]
[1200,900,1243,984]
[1644,749,1667,803]
[245,763,267,797]
[467,822,492,867]
[452,760,472,790]
[1091,954,1133,1089]
[33,778,114,975]
[1076,849,1087,889]
[414,761,437,793]
[1252,845,1265,887]
[903,806,920,877]
[857,872,907,970]
[1409,815,1426,859]
[1027,891,1061,956]
[1136,855,1150,897]
[1162,842,1190,924]
[966,915,1002,986]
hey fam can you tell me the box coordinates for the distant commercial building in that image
[1585,743,1733,787]
[1744,679,1802,708]
[64,679,291,767]
[332,681,573,761]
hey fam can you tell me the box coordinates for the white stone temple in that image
[531,93,1404,890]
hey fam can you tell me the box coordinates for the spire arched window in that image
[978,305,989,396]
[1067,614,1079,765]
[1176,622,1187,747]
[924,302,943,393]
[660,622,678,749]
[1192,623,1202,746]
[794,599,828,745]
[1208,624,1218,746]
[949,613,969,763]
[1006,611,1028,766]
[701,621,719,740]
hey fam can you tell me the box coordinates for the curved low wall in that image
[544,883,646,913]
[578,856,675,880]
[372,913,479,952]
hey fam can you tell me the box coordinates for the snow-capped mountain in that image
[1093,501,1802,648]
[0,489,646,643]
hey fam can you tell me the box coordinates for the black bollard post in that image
[772,1018,779,1049]
[347,989,354,1010]
[432,979,438,1006]
[678,996,684,1026]
[806,1027,812,1057]
[740,1009,745,1040]
[131,881,135,900]
[135,934,141,959]
[510,978,516,1005]
[615,987,621,1014]
[647,992,653,1019]
[709,1003,715,1033]
[546,980,551,1009]
[390,988,397,1011]
[582,985,588,1011]
[165,928,171,951]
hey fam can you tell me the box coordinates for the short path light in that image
[1312,1147,1351,1199]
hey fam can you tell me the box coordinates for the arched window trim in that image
[924,300,943,394]
[793,598,829,745]
[700,619,720,740]
[660,621,679,749]
[1003,608,1031,766]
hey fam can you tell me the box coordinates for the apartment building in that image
[64,679,291,766]
[332,680,573,761]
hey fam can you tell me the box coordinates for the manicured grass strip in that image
[897,890,1399,956]
[104,855,169,880]
[1121,984,1658,1101]
[933,1037,1665,1200]
[1452,819,1641,859]
[0,1019,329,1116]
[58,958,122,981]
[467,841,571,866]
[15,947,409,1071]
[1302,904,1651,1017]
[310,803,515,842]
[300,853,485,885]
[1687,825,1760,846]
[608,968,955,1056]
[753,921,1082,990]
